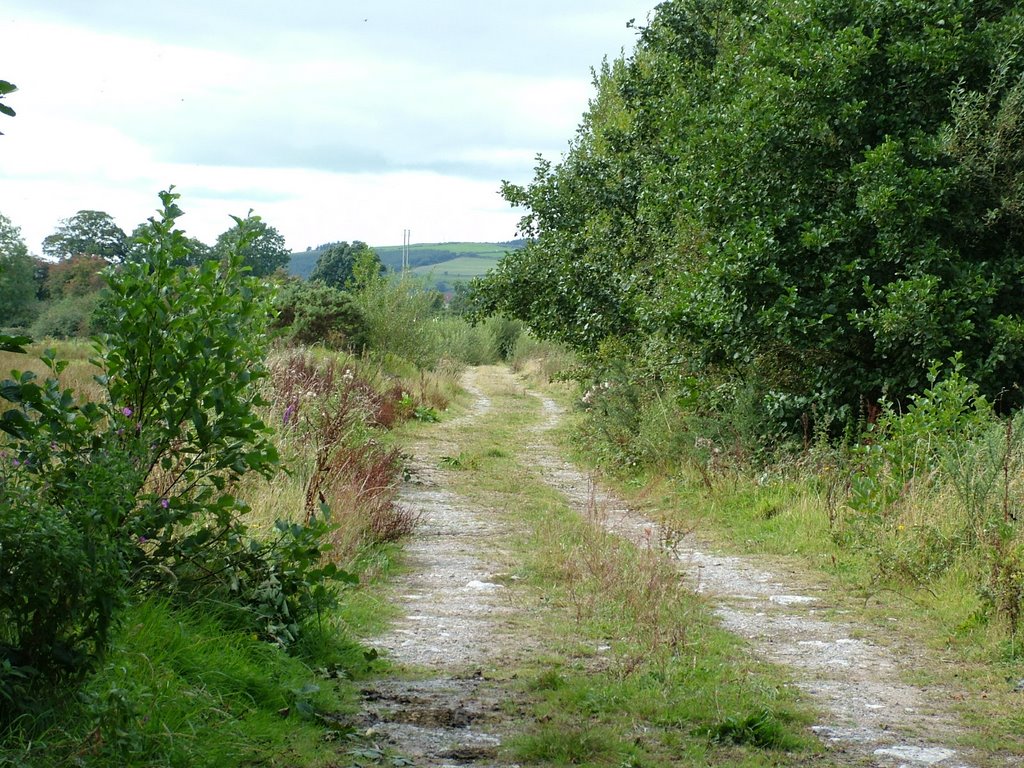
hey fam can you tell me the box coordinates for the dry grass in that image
[0,341,106,436]
[248,348,420,565]
[0,340,106,406]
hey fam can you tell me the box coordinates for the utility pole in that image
[402,229,410,272]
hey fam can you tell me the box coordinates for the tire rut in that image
[358,372,525,767]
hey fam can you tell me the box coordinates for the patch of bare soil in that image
[358,374,527,766]
[522,383,1013,768]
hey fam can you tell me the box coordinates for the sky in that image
[0,1,654,255]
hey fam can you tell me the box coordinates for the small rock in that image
[769,594,817,605]
[873,745,956,765]
[465,580,503,591]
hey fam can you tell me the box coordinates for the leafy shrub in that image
[349,270,444,368]
[271,280,368,349]
[431,314,498,365]
[480,314,523,360]
[838,358,1024,631]
[0,191,355,720]
[28,293,103,339]
[846,358,993,524]
[95,192,287,596]
[226,507,357,646]
[0,347,142,706]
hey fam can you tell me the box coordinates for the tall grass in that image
[0,598,374,768]
[508,331,576,384]
[348,271,526,370]
[570,354,1024,655]
[252,349,421,562]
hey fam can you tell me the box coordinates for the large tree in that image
[309,240,379,289]
[214,218,290,277]
[481,0,1024,422]
[42,210,128,262]
[0,212,38,326]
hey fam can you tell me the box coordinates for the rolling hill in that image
[289,240,524,289]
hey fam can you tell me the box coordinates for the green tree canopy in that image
[42,254,108,299]
[309,240,379,289]
[214,217,290,277]
[42,210,128,262]
[0,212,38,326]
[480,0,1024,424]
[271,279,368,349]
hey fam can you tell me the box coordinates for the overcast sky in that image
[0,1,653,254]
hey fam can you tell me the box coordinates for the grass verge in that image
[0,587,388,767]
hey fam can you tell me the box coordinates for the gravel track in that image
[355,367,1015,768]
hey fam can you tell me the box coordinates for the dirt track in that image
[356,366,1013,768]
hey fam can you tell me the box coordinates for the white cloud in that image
[0,2,653,254]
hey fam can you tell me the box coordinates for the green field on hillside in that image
[410,255,501,280]
[288,240,523,287]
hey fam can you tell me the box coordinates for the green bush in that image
[271,280,368,349]
[0,344,141,706]
[838,358,1024,631]
[28,293,103,339]
[0,451,138,708]
[0,190,352,722]
[480,314,523,360]
[432,315,497,365]
[349,270,444,368]
[478,0,1024,432]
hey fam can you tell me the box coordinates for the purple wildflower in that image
[160,498,169,509]
[282,403,296,426]
[122,406,133,417]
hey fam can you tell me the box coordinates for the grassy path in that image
[355,365,1024,766]
[519,380,993,768]
[358,366,820,766]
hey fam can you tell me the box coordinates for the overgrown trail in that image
[358,366,1009,767]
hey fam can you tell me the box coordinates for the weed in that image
[263,349,416,560]
[510,723,619,764]
[438,452,478,470]
[706,708,801,750]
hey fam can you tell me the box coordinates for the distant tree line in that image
[1,207,291,337]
